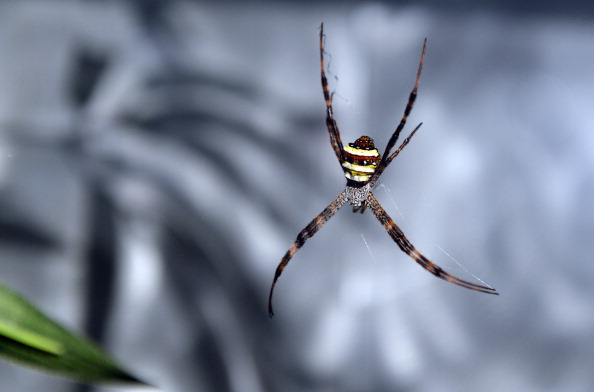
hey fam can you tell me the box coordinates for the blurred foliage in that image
[0,282,148,386]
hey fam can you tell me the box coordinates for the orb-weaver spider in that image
[268,23,498,317]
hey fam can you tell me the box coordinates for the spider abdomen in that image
[341,136,381,183]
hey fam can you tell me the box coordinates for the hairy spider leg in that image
[268,191,348,317]
[369,39,427,186]
[320,22,345,165]
[383,122,423,168]
[366,193,499,295]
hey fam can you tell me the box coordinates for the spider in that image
[268,23,498,317]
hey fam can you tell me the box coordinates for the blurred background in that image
[0,1,593,391]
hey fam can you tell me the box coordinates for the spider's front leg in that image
[366,192,499,295]
[268,191,348,317]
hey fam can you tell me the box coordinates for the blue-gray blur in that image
[0,1,592,391]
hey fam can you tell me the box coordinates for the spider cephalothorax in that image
[267,23,498,317]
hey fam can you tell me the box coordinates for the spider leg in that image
[366,193,498,295]
[320,23,345,165]
[268,191,348,317]
[383,122,423,168]
[370,39,426,185]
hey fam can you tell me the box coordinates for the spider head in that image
[341,136,381,184]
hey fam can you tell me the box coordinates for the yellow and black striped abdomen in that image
[341,136,381,184]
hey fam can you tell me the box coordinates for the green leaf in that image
[0,321,64,355]
[0,282,149,386]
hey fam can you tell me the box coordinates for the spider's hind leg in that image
[369,39,427,185]
[319,22,345,165]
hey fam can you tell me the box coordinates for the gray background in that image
[0,1,592,391]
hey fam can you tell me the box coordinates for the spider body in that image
[342,136,381,184]
[344,182,371,208]
[267,24,498,317]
